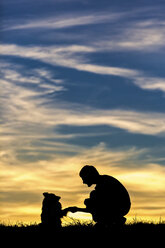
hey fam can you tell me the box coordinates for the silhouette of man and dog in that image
[41,165,131,229]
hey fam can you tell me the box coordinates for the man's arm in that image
[71,207,89,213]
[62,207,90,214]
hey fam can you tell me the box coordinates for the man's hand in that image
[67,206,79,213]
[63,206,88,214]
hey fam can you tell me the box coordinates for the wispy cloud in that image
[0,61,65,94]
[3,9,165,53]
[134,77,165,92]
[1,60,165,140]
[94,19,165,52]
[75,63,139,77]
[1,43,165,94]
[3,12,123,31]
[0,43,140,79]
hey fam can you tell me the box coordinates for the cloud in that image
[1,60,165,143]
[1,60,165,222]
[2,83,165,136]
[0,62,66,109]
[0,43,140,79]
[134,77,165,92]
[75,63,139,77]
[94,19,165,52]
[1,143,165,223]
[3,12,124,31]
[3,9,165,54]
[121,20,165,51]
[120,163,165,219]
[2,43,165,94]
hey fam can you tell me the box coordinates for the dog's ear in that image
[43,192,49,197]
[56,196,61,201]
[53,194,61,201]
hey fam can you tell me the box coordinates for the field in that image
[1,220,165,245]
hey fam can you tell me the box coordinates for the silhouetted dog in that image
[41,192,67,229]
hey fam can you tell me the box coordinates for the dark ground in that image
[1,222,165,246]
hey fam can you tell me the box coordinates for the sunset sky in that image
[1,0,165,224]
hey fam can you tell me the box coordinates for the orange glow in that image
[1,146,165,224]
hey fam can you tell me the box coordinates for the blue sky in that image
[1,0,165,223]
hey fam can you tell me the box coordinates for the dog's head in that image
[43,192,61,201]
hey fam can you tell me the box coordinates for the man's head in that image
[79,165,99,187]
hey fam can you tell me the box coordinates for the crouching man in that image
[69,165,131,229]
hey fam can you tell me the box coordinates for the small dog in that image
[41,192,68,229]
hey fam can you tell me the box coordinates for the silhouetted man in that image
[69,165,131,228]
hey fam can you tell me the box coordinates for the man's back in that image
[93,175,131,216]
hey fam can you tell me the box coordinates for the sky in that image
[1,0,165,224]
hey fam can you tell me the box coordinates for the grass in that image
[1,219,165,245]
[1,218,165,232]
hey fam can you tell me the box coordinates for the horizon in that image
[1,0,165,224]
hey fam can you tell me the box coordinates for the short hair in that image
[79,165,99,178]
